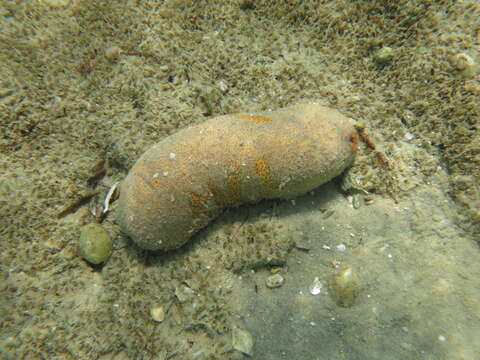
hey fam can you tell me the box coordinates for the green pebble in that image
[329,266,359,308]
[79,223,112,264]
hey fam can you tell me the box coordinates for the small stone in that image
[79,223,112,265]
[105,46,122,60]
[218,80,229,94]
[309,277,323,295]
[294,236,311,251]
[265,273,284,288]
[150,306,165,322]
[232,327,253,356]
[374,46,394,65]
[404,132,415,140]
[351,194,364,209]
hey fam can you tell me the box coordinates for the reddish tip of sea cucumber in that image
[349,131,359,152]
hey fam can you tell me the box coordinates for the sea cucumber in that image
[117,103,357,251]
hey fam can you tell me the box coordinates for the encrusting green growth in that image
[117,103,358,251]
[79,223,113,264]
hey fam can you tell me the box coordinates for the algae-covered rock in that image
[329,267,359,308]
[79,223,112,265]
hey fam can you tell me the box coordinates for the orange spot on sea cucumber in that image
[254,159,272,189]
[234,114,273,123]
[187,191,208,213]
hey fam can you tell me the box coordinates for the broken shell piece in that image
[232,327,253,356]
[452,53,475,71]
[150,305,165,322]
[265,273,285,288]
[309,277,323,295]
[105,46,123,60]
[89,196,104,220]
[336,244,347,252]
[174,285,194,303]
[364,195,374,205]
[103,182,120,214]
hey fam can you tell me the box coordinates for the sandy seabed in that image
[1,1,479,359]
